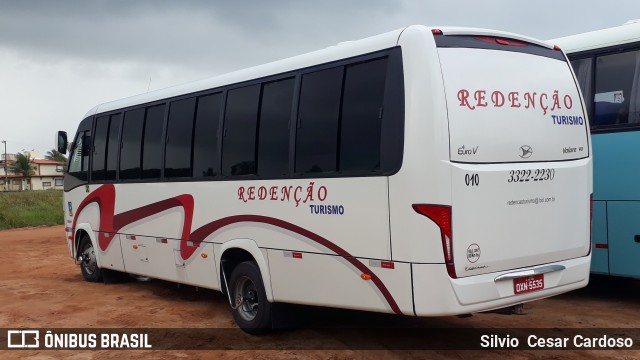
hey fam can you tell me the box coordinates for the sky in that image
[0,0,638,157]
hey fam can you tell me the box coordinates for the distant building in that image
[0,155,65,191]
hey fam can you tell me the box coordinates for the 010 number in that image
[465,173,479,186]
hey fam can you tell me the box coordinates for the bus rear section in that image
[404,28,592,315]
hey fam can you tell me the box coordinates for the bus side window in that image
[105,113,122,181]
[340,58,388,172]
[165,98,196,178]
[258,78,294,177]
[92,116,109,181]
[594,50,640,125]
[69,130,90,181]
[295,67,343,174]
[141,104,165,179]
[193,93,223,178]
[120,108,145,180]
[222,85,261,176]
[570,58,593,123]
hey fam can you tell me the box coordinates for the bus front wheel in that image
[229,261,272,334]
[78,236,103,282]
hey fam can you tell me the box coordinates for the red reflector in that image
[129,235,136,240]
[161,238,168,244]
[431,29,443,35]
[292,252,302,259]
[590,194,593,243]
[595,244,608,249]
[381,261,395,269]
[554,45,562,51]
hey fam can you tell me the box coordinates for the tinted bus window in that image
[120,108,145,180]
[92,116,109,181]
[296,67,343,173]
[193,93,222,177]
[570,58,593,122]
[340,58,387,172]
[594,50,640,126]
[165,98,196,178]
[142,104,165,179]
[105,113,121,180]
[258,78,294,177]
[222,85,260,176]
[69,130,90,181]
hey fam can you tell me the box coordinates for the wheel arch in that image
[74,223,102,268]
[216,238,274,302]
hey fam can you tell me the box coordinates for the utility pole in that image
[1,140,6,191]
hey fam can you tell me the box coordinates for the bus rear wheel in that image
[79,236,103,282]
[229,261,272,334]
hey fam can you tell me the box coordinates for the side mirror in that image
[56,131,68,155]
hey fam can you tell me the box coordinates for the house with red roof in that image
[0,156,65,191]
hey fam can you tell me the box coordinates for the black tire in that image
[78,236,103,282]
[228,261,272,334]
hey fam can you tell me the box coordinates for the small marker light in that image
[554,45,561,51]
[431,29,443,35]
[201,253,208,259]
[133,245,138,250]
[361,273,372,280]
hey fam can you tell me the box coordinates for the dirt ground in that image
[1,225,639,359]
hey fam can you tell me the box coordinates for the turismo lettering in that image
[309,204,345,215]
[457,89,573,115]
[238,182,328,207]
[551,115,584,125]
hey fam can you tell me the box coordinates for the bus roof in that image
[84,25,552,118]
[551,20,640,54]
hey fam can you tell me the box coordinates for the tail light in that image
[412,204,457,278]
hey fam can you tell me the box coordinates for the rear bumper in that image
[412,255,590,316]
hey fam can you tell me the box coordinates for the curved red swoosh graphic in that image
[71,184,402,314]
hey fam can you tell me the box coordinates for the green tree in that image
[45,149,67,163]
[8,152,34,191]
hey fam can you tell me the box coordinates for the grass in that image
[0,190,64,230]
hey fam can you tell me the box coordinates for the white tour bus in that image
[57,25,592,334]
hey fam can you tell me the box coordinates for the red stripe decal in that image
[71,184,402,315]
[191,215,402,314]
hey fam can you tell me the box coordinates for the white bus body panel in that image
[388,26,453,264]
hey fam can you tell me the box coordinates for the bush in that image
[0,190,63,230]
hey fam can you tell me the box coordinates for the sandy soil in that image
[1,225,639,359]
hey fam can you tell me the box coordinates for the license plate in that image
[513,274,544,295]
